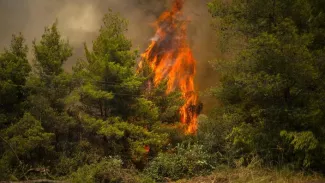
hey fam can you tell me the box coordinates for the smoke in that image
[0,0,219,113]
[184,0,220,113]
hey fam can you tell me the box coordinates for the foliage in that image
[144,143,214,182]
[69,157,150,183]
[33,20,72,76]
[71,9,141,119]
[66,10,169,169]
[0,113,54,180]
[208,0,325,171]
[0,33,31,129]
[197,114,228,153]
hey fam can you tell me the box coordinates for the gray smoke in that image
[0,0,219,113]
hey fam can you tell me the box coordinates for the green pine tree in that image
[68,10,168,168]
[208,0,325,170]
[0,33,31,129]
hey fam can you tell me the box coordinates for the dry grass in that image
[174,167,325,183]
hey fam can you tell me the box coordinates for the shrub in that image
[69,157,150,183]
[144,143,214,182]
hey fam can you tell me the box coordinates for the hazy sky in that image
[0,0,166,59]
[0,0,219,111]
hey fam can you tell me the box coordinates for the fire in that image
[138,0,199,133]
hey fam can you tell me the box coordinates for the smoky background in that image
[0,0,219,113]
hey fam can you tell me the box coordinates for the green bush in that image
[144,143,214,182]
[197,114,231,152]
[196,114,239,167]
[69,157,151,183]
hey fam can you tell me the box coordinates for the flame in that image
[138,0,199,133]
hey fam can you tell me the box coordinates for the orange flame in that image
[138,0,199,133]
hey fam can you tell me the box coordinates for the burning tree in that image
[138,0,201,133]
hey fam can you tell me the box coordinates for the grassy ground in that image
[175,167,325,183]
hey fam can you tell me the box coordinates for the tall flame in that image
[138,0,199,133]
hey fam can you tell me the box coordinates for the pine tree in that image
[0,33,32,180]
[0,34,31,129]
[68,10,168,168]
[208,0,325,170]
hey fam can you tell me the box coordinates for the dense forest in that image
[1,0,325,182]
